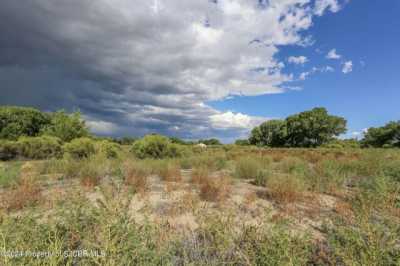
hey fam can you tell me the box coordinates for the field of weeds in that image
[0,146,399,265]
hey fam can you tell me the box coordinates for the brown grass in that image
[1,176,43,211]
[123,161,149,195]
[266,174,305,204]
[191,166,209,184]
[179,189,200,212]
[244,191,258,206]
[157,162,182,182]
[199,175,231,202]
[334,200,355,223]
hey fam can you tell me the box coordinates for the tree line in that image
[0,106,399,149]
[241,107,399,148]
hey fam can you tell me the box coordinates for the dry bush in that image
[199,175,231,202]
[334,200,355,223]
[179,189,200,212]
[78,160,103,188]
[266,174,306,204]
[1,176,43,211]
[191,166,209,184]
[303,151,324,164]
[123,160,150,194]
[244,191,258,206]
[271,152,287,162]
[156,161,182,182]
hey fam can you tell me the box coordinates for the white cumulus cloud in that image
[342,61,353,74]
[288,56,308,65]
[314,0,341,16]
[210,111,265,130]
[326,49,341,59]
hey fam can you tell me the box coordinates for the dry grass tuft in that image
[123,160,150,195]
[266,174,306,204]
[179,189,200,212]
[199,175,231,202]
[1,176,43,211]
[244,191,258,206]
[191,166,209,184]
[156,161,182,182]
[334,200,355,223]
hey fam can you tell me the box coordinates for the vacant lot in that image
[0,146,399,265]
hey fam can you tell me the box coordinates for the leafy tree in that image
[0,106,51,140]
[169,137,188,145]
[116,137,137,145]
[42,111,89,142]
[235,139,250,146]
[285,107,346,147]
[362,121,400,148]
[249,120,287,147]
[198,138,221,145]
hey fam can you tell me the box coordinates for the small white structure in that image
[196,143,207,149]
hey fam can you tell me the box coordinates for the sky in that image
[0,0,399,142]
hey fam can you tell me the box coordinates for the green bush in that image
[63,138,95,159]
[0,106,51,140]
[254,169,271,186]
[0,140,20,161]
[17,136,63,159]
[96,140,122,159]
[131,135,183,159]
[41,111,90,142]
[234,157,263,179]
[321,139,361,149]
[0,161,21,187]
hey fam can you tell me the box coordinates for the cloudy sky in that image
[0,0,399,142]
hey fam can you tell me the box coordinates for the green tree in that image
[198,138,221,145]
[169,137,188,145]
[0,106,51,140]
[362,121,400,148]
[285,107,347,147]
[42,111,89,142]
[249,120,287,147]
[235,139,250,146]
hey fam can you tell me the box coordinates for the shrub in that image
[153,160,182,182]
[277,157,310,177]
[191,166,209,184]
[0,176,42,211]
[266,174,307,204]
[234,157,263,179]
[327,217,400,265]
[0,140,19,161]
[63,138,95,159]
[383,161,400,183]
[123,160,150,194]
[17,136,63,159]
[241,225,313,265]
[131,135,183,159]
[0,106,51,140]
[199,175,231,202]
[0,161,21,187]
[309,160,353,194]
[96,140,122,159]
[254,169,271,187]
[41,110,89,142]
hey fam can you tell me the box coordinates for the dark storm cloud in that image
[0,0,339,141]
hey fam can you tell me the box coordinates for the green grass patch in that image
[0,161,22,187]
